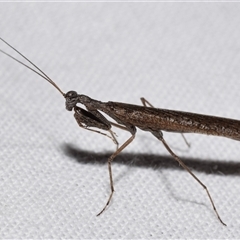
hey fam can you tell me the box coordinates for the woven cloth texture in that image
[0,3,240,239]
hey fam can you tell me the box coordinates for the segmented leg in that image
[97,133,135,216]
[150,130,226,226]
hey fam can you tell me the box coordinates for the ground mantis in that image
[2,37,238,226]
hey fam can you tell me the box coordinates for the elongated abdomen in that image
[104,102,240,141]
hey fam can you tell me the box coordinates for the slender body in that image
[1,37,236,226]
[95,100,240,140]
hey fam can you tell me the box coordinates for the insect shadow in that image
[1,37,238,225]
[62,143,240,176]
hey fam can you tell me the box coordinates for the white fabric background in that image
[0,3,240,239]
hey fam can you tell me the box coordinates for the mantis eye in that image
[65,91,78,111]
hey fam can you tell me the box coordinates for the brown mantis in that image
[1,38,238,226]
